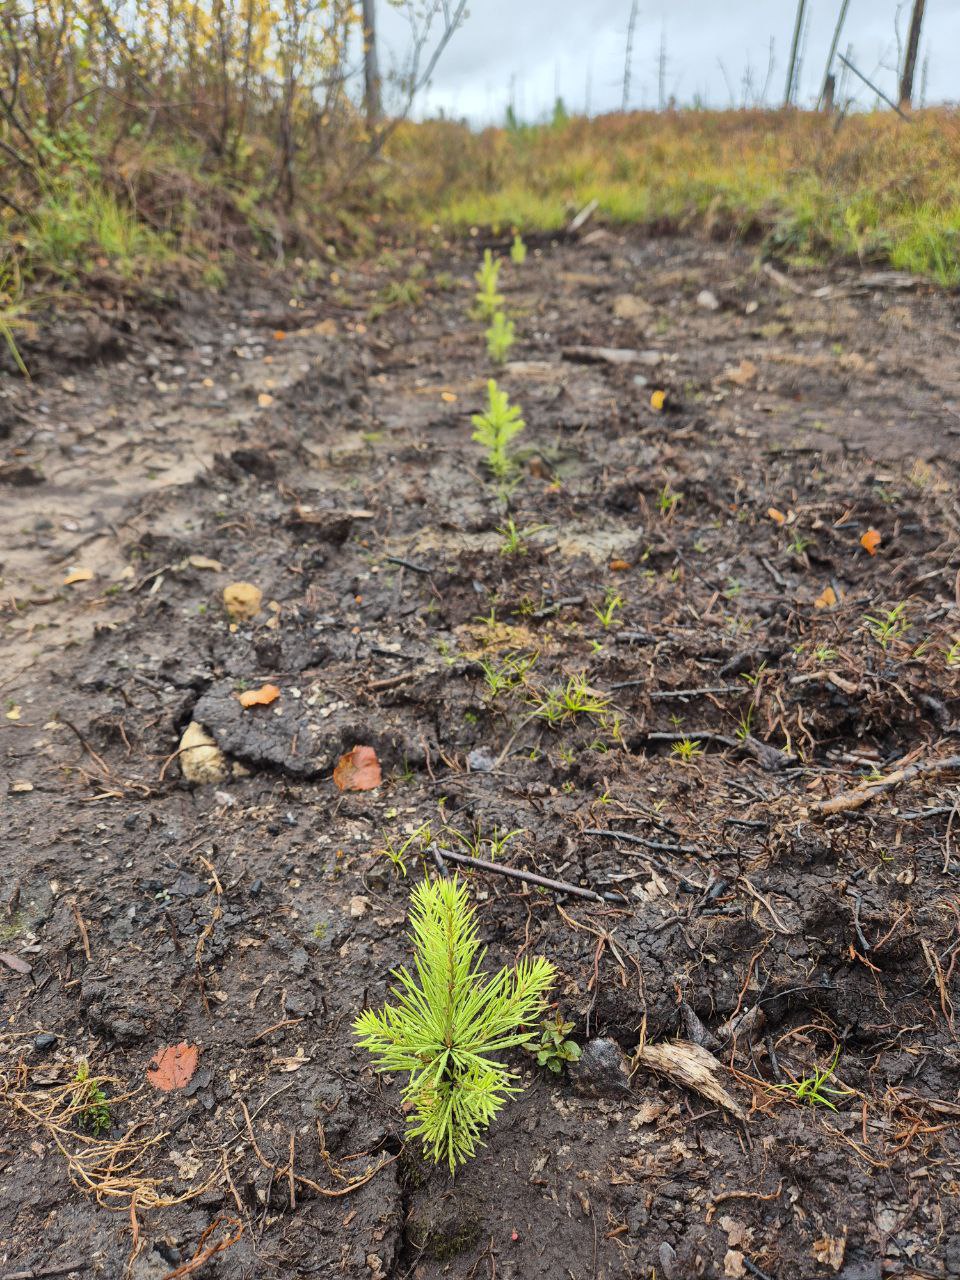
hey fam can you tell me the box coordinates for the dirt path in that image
[1,232,959,1280]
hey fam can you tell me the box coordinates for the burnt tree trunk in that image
[898,0,925,108]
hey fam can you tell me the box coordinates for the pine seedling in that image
[485,311,515,363]
[510,234,527,265]
[471,379,525,480]
[474,249,504,318]
[354,876,554,1172]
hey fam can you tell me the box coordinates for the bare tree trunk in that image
[621,0,639,113]
[818,0,850,109]
[361,0,381,125]
[898,0,925,107]
[784,0,806,106]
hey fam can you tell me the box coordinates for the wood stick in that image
[433,848,611,903]
[812,755,960,816]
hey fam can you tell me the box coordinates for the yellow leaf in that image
[5,706,21,720]
[238,683,281,708]
[815,585,837,609]
[188,555,224,572]
[441,391,458,403]
[63,568,94,586]
[650,389,666,412]
[257,393,274,408]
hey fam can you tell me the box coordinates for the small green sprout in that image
[592,589,623,629]
[656,484,683,517]
[477,650,538,699]
[471,379,525,480]
[510,234,527,265]
[671,738,704,763]
[377,822,432,877]
[71,1061,111,1136]
[526,1013,580,1074]
[485,311,516,363]
[812,645,838,664]
[946,641,960,669]
[531,674,611,727]
[497,516,545,556]
[734,705,755,741]
[864,602,909,649]
[774,1048,852,1111]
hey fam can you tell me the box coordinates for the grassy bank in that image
[387,109,960,285]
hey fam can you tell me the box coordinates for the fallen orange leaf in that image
[767,507,786,525]
[63,568,94,586]
[257,392,274,408]
[333,745,382,792]
[441,391,458,403]
[272,329,287,341]
[238,683,280,708]
[860,528,881,556]
[609,559,630,571]
[147,1043,199,1092]
[815,585,837,609]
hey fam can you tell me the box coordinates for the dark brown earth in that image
[2,229,960,1280]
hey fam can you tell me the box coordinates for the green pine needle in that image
[353,876,554,1172]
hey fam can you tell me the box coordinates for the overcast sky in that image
[374,0,958,123]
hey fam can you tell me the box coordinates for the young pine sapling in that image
[485,310,516,363]
[510,234,527,265]
[471,379,525,480]
[354,876,554,1171]
[474,249,504,319]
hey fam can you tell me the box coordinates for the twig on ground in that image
[812,755,960,816]
[432,847,613,903]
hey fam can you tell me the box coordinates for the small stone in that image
[466,747,496,773]
[349,895,371,919]
[34,1033,57,1051]
[697,289,720,311]
[249,879,263,897]
[568,1037,633,1098]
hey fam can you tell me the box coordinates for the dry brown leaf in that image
[147,1043,199,1092]
[815,585,838,609]
[238,683,280,708]
[723,1250,746,1279]
[333,746,382,792]
[860,528,881,556]
[63,568,94,586]
[632,1039,746,1120]
[223,582,262,620]
[724,358,758,386]
[811,1233,846,1271]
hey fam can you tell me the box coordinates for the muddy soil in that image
[1,230,959,1280]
